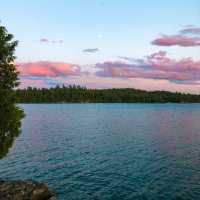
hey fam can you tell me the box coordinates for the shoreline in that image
[0,180,57,200]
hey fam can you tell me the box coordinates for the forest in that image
[16,85,200,103]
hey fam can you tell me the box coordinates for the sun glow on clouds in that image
[152,26,200,47]
[96,51,200,84]
[152,35,200,47]
[17,61,81,77]
[19,75,200,94]
[17,25,200,93]
[17,50,200,93]
[19,79,47,89]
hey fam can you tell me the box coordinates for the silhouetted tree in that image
[0,23,24,158]
[0,108,23,159]
[0,24,19,111]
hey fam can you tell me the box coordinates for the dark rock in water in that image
[0,180,57,200]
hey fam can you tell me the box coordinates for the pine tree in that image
[0,24,23,158]
[0,24,19,110]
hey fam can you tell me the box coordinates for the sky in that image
[1,0,200,93]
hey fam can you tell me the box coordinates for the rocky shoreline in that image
[0,180,57,200]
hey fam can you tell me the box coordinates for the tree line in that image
[16,85,200,103]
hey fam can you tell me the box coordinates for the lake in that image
[0,104,200,200]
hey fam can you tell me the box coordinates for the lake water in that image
[0,104,200,199]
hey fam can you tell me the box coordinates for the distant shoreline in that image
[16,85,200,103]
[18,102,200,104]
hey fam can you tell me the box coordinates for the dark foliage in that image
[0,24,24,158]
[0,24,19,110]
[16,85,200,103]
[0,105,24,159]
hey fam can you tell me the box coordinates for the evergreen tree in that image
[0,23,23,158]
[0,24,19,110]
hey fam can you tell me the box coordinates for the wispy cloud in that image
[152,25,200,47]
[180,26,200,35]
[151,34,200,47]
[40,38,63,44]
[82,48,99,53]
[40,38,49,43]
[19,78,47,88]
[96,51,200,83]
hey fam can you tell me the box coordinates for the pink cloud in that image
[40,38,63,44]
[151,35,200,47]
[17,61,81,77]
[146,51,200,72]
[19,79,46,89]
[96,51,200,83]
[16,52,200,92]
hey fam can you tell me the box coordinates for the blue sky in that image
[1,0,200,92]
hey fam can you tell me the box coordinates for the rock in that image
[49,197,57,200]
[0,180,57,200]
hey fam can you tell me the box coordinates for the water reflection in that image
[0,105,24,159]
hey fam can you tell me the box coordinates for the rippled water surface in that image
[1,104,200,199]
